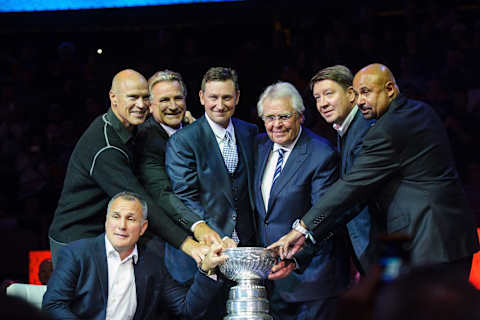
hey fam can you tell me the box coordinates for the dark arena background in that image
[1,0,480,287]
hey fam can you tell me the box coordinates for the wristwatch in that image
[292,219,316,244]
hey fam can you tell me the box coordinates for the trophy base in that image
[224,313,273,320]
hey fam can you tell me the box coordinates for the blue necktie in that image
[271,148,285,188]
[222,131,238,174]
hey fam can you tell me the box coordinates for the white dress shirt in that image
[160,122,181,137]
[105,235,138,320]
[332,105,358,137]
[261,127,302,211]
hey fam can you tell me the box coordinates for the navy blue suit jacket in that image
[42,234,222,320]
[164,115,258,283]
[255,129,350,301]
[340,109,376,273]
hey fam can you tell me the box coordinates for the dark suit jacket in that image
[340,109,377,273]
[255,129,350,302]
[42,234,222,320]
[303,95,480,265]
[164,115,258,283]
[135,116,202,231]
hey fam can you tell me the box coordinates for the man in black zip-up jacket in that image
[48,69,218,267]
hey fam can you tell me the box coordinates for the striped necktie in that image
[271,148,286,188]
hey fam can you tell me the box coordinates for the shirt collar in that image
[333,105,358,137]
[273,126,302,153]
[105,234,138,264]
[205,112,235,140]
[159,122,182,137]
[106,108,136,145]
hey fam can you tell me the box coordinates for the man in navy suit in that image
[311,65,376,274]
[269,64,479,278]
[165,67,258,319]
[255,82,350,320]
[42,191,226,320]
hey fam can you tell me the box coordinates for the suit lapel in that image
[256,138,273,218]
[133,247,147,320]
[93,234,109,307]
[199,117,234,208]
[267,130,309,215]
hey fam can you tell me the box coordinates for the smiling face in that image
[263,96,301,146]
[150,80,186,129]
[199,80,239,128]
[313,79,356,125]
[105,196,148,260]
[110,70,150,130]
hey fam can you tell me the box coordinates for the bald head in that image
[111,69,147,93]
[353,63,399,120]
[109,69,149,130]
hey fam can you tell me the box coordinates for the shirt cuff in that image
[191,220,206,233]
[198,267,218,281]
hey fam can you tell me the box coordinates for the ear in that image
[385,81,396,98]
[346,86,356,104]
[140,220,148,236]
[109,90,116,108]
[235,90,240,105]
[199,90,205,106]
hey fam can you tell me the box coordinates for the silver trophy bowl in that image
[220,247,276,280]
[219,247,276,320]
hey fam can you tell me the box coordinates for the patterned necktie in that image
[222,131,238,174]
[271,148,285,188]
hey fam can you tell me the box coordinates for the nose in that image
[317,96,328,109]
[119,217,127,229]
[357,95,365,106]
[138,97,148,109]
[272,117,283,127]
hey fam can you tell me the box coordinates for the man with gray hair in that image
[255,81,350,319]
[136,70,223,260]
[43,191,226,320]
[311,65,376,274]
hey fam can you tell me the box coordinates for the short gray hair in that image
[257,81,305,117]
[107,191,148,221]
[148,70,187,102]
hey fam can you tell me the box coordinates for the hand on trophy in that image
[221,236,238,249]
[267,259,296,280]
[267,229,305,260]
[193,222,223,246]
[180,236,210,264]
[200,243,228,274]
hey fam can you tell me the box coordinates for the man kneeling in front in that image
[42,191,226,320]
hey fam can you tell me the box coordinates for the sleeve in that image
[41,246,80,320]
[91,147,189,248]
[302,126,400,239]
[165,133,208,219]
[136,134,203,230]
[294,144,339,270]
[160,268,223,319]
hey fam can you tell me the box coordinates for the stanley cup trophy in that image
[219,247,276,320]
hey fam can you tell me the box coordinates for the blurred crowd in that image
[0,0,479,280]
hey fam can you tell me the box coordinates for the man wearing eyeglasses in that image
[255,82,350,320]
